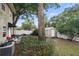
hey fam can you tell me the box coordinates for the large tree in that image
[38,3,45,40]
[13,3,60,40]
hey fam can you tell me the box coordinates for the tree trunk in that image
[14,15,19,24]
[12,13,19,35]
[38,3,45,40]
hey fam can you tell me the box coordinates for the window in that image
[3,26,6,37]
[3,26,6,31]
[3,32,6,37]
[1,4,5,11]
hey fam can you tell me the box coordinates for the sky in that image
[16,3,75,27]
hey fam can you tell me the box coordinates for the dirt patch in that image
[14,44,21,56]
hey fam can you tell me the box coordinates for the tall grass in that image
[19,36,53,56]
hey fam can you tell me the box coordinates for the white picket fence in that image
[45,27,79,42]
[15,30,33,35]
[57,32,71,39]
[72,36,79,41]
[45,27,70,39]
[15,28,79,42]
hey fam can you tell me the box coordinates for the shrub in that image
[31,29,38,36]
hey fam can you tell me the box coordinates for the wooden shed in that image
[45,27,56,37]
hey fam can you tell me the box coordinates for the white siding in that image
[0,3,13,44]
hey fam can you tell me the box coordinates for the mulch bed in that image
[14,44,21,56]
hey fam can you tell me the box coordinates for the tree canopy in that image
[50,4,79,37]
[13,3,60,23]
[21,19,36,30]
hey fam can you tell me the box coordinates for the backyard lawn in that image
[15,36,79,56]
[51,38,79,56]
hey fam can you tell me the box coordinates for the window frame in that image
[1,4,5,11]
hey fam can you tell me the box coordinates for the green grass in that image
[15,36,79,56]
[18,36,53,56]
[51,38,79,56]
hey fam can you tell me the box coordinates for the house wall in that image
[0,3,13,44]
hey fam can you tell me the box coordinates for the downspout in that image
[12,13,15,35]
[8,28,11,37]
